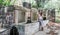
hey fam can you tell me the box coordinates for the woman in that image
[38,12,43,31]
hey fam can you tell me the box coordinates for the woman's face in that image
[40,13,42,16]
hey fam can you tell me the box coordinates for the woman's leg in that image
[39,22,42,31]
[41,27,43,31]
[40,20,43,31]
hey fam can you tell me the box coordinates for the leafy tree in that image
[31,0,50,9]
[0,0,3,6]
[44,0,60,10]
[0,0,16,6]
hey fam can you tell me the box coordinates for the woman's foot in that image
[41,27,43,31]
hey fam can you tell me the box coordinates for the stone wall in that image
[18,11,25,23]
[31,8,38,22]
[25,22,39,35]
[14,6,26,24]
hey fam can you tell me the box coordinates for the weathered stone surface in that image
[17,22,39,35]
[25,22,39,35]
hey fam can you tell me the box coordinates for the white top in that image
[39,16,43,20]
[38,16,43,27]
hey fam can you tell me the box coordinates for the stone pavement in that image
[33,27,49,35]
[34,31,47,35]
[33,28,60,35]
[34,30,60,35]
[34,26,50,35]
[33,21,60,35]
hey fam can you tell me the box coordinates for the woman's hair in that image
[38,10,43,16]
[39,12,42,16]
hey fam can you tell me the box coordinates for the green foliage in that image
[32,5,37,8]
[55,18,60,23]
[44,0,60,9]
[3,0,11,6]
[31,0,46,9]
[0,0,16,6]
[0,0,3,6]
[31,0,37,8]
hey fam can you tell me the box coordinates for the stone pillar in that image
[25,12,30,22]
[15,10,19,25]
